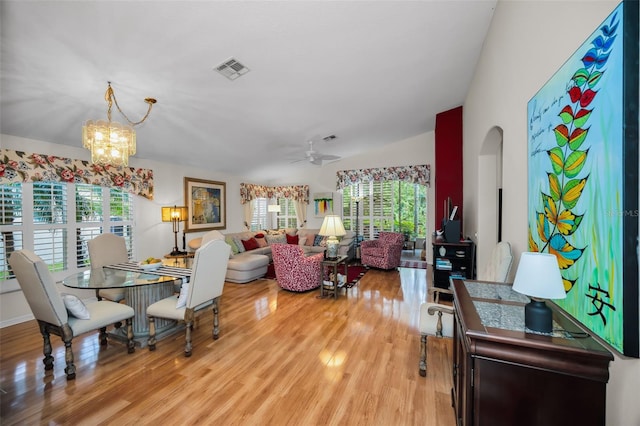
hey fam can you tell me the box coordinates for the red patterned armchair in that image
[360,231,404,270]
[271,244,324,292]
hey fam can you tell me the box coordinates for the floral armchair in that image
[271,243,324,292]
[360,231,404,270]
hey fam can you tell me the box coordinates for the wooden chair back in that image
[187,239,230,309]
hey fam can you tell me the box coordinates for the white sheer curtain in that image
[243,199,255,231]
[294,200,307,228]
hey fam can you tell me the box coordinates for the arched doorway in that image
[476,126,504,275]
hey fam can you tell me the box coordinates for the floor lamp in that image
[353,196,363,260]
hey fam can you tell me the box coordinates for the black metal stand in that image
[354,199,360,261]
[169,219,186,256]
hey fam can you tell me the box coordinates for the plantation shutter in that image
[33,182,68,272]
[1,183,23,279]
[109,188,134,257]
[251,198,267,231]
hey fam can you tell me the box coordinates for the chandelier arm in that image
[107,83,156,127]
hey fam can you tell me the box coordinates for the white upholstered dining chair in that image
[87,233,129,303]
[9,249,135,380]
[418,241,513,376]
[146,238,230,356]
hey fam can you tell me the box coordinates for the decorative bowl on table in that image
[138,260,162,271]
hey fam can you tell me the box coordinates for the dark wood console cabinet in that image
[451,279,613,426]
[432,236,475,289]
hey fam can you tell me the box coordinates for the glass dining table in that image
[61,263,191,347]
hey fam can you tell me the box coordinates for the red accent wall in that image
[435,106,463,232]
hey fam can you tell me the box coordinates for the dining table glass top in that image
[62,267,184,290]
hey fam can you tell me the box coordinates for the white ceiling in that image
[0,0,496,180]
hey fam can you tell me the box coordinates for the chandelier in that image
[82,82,156,167]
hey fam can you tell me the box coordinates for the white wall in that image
[463,1,639,424]
[1,130,434,326]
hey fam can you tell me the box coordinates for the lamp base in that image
[524,299,553,333]
[326,237,339,260]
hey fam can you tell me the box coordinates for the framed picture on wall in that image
[313,192,334,217]
[184,177,226,232]
[526,1,638,357]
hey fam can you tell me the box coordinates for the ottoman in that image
[225,253,270,283]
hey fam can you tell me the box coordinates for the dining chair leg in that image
[99,326,108,346]
[212,297,220,340]
[184,321,193,357]
[126,318,135,354]
[184,308,195,357]
[147,317,157,351]
[39,321,54,371]
[61,324,76,380]
[419,334,427,377]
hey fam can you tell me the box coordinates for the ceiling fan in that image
[291,140,341,165]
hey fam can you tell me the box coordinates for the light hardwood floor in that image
[0,262,454,426]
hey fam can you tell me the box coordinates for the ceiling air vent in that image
[215,58,250,81]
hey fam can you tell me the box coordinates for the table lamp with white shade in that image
[319,215,346,260]
[512,252,566,333]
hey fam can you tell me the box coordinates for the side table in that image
[320,255,348,299]
[403,239,416,254]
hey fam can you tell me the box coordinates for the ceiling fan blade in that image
[310,157,323,165]
[318,154,340,161]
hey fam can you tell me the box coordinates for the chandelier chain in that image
[105,82,156,127]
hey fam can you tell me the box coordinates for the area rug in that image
[344,265,367,288]
[399,259,428,269]
[264,263,367,288]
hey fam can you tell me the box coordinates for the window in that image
[276,198,297,229]
[250,198,268,231]
[342,181,427,240]
[1,182,134,284]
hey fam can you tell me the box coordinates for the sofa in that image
[188,228,356,284]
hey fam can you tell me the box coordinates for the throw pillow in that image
[225,236,239,255]
[313,234,325,246]
[255,233,265,239]
[266,234,287,245]
[242,237,259,251]
[286,234,299,245]
[176,283,189,309]
[232,236,246,253]
[255,237,268,248]
[305,235,316,246]
[298,236,307,246]
[61,293,90,319]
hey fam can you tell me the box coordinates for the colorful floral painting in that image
[527,2,638,356]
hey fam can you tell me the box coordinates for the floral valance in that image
[336,164,430,191]
[0,149,154,200]
[240,183,309,204]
